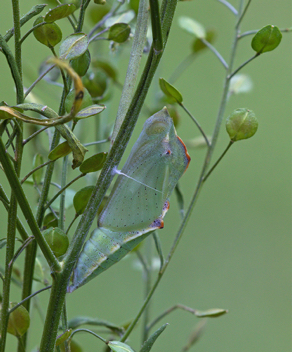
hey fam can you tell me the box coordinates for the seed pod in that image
[7,303,30,337]
[43,227,69,257]
[226,108,258,142]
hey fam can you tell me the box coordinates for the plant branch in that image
[24,64,56,99]
[21,160,53,184]
[200,38,228,69]
[217,0,238,15]
[239,27,292,39]
[228,53,259,80]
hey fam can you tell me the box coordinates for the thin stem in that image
[22,126,50,146]
[19,22,47,45]
[200,38,228,69]
[66,214,79,235]
[84,139,109,147]
[12,0,22,84]
[147,304,198,332]
[179,103,210,147]
[203,141,234,182]
[236,0,252,29]
[9,236,35,268]
[142,239,152,342]
[89,28,109,43]
[4,4,47,42]
[152,232,164,270]
[76,0,90,32]
[136,250,150,275]
[45,173,85,210]
[69,328,107,344]
[24,64,56,99]
[21,160,53,184]
[228,53,259,80]
[217,0,238,15]
[239,27,292,39]
[168,53,196,84]
[9,286,52,315]
[58,155,69,230]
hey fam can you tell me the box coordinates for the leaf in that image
[178,16,206,38]
[56,329,72,346]
[7,303,30,337]
[159,78,183,104]
[75,104,105,119]
[140,324,168,352]
[45,4,76,23]
[195,308,228,318]
[32,153,44,184]
[174,184,184,219]
[108,23,131,43]
[71,49,91,77]
[108,341,135,352]
[105,10,135,27]
[0,238,7,249]
[65,88,93,114]
[59,33,88,60]
[33,16,62,47]
[79,152,107,174]
[73,186,95,215]
[251,25,282,54]
[48,141,72,161]
[68,316,124,335]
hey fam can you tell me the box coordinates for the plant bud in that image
[226,108,258,142]
[43,227,69,257]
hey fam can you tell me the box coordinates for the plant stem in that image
[228,53,259,79]
[200,38,228,69]
[69,328,107,343]
[9,286,52,315]
[22,126,50,145]
[21,160,53,184]
[239,27,292,39]
[179,103,210,147]
[149,0,163,53]
[168,53,196,84]
[39,0,179,349]
[45,173,86,210]
[203,141,234,182]
[121,0,247,341]
[217,0,238,15]
[58,155,69,230]
[24,64,56,99]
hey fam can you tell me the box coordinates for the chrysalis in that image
[68,108,190,292]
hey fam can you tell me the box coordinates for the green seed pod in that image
[43,227,69,257]
[48,141,72,161]
[73,186,95,215]
[226,108,258,142]
[82,70,108,98]
[6,303,30,337]
[71,50,91,77]
[43,212,59,229]
[108,23,131,43]
[33,16,62,48]
[79,152,107,174]
[251,25,282,54]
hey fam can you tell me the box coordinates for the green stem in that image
[12,0,22,96]
[239,27,292,39]
[217,0,238,15]
[69,328,107,343]
[0,137,61,272]
[22,126,49,146]
[76,0,90,32]
[45,173,85,210]
[228,53,259,79]
[19,22,47,45]
[39,0,178,349]
[4,4,47,42]
[168,53,196,84]
[9,286,52,315]
[179,103,210,147]
[121,1,247,341]
[236,0,252,28]
[200,38,228,69]
[58,155,69,230]
[203,141,234,182]
[21,160,53,184]
[66,214,79,235]
[24,64,56,99]
[149,0,163,53]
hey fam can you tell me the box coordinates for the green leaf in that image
[0,238,7,249]
[71,49,91,77]
[108,341,135,352]
[178,16,206,38]
[92,59,117,81]
[33,16,62,47]
[45,4,76,23]
[195,308,228,318]
[73,186,95,215]
[56,329,72,346]
[7,303,30,337]
[251,25,282,54]
[175,184,184,219]
[68,316,124,335]
[43,212,59,229]
[108,23,131,43]
[159,78,183,104]
[75,104,105,119]
[32,153,44,184]
[42,227,69,257]
[48,141,72,161]
[140,324,168,352]
[59,33,88,60]
[226,108,258,142]
[79,152,107,174]
[82,70,108,98]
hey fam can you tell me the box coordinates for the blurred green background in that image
[0,0,291,351]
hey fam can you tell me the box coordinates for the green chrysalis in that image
[68,108,190,292]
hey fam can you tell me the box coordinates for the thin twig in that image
[228,53,259,80]
[21,160,53,184]
[24,64,56,99]
[217,0,238,15]
[200,38,228,69]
